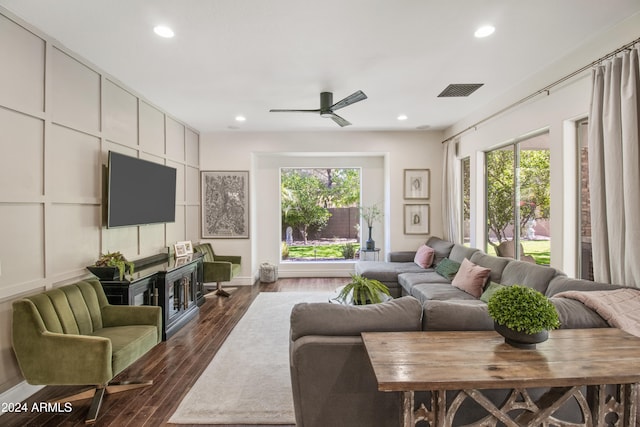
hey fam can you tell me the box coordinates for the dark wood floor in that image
[2,278,347,427]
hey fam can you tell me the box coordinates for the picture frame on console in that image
[404,204,430,234]
[177,241,193,254]
[201,171,250,239]
[174,242,188,258]
[404,169,430,200]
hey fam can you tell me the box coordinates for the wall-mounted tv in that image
[107,151,177,228]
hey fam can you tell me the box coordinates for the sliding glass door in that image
[486,131,550,265]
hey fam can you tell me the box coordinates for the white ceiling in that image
[2,0,639,133]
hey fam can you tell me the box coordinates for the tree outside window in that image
[281,168,361,260]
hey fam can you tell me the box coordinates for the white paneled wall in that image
[0,9,200,394]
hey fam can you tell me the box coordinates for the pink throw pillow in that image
[414,245,435,268]
[451,258,491,298]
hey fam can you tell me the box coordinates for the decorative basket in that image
[260,263,278,283]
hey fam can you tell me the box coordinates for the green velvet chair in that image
[193,243,241,297]
[12,279,161,423]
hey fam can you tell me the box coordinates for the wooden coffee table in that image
[362,329,640,426]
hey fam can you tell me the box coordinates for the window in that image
[461,157,470,246]
[280,168,361,261]
[578,119,593,280]
[485,131,550,265]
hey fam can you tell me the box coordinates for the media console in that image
[98,252,204,340]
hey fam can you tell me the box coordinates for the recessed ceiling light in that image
[235,115,246,122]
[474,25,495,38]
[153,25,174,38]
[397,114,408,121]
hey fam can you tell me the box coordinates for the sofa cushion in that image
[449,244,480,264]
[545,275,625,297]
[398,272,449,294]
[414,244,435,268]
[290,296,423,341]
[549,297,609,329]
[423,300,493,331]
[451,258,491,298]
[500,261,558,294]
[355,261,426,283]
[480,282,506,303]
[426,236,455,265]
[410,283,477,305]
[93,325,159,376]
[435,258,461,280]
[389,251,418,262]
[469,252,510,283]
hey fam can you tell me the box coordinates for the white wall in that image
[446,12,640,276]
[200,131,444,280]
[0,10,199,395]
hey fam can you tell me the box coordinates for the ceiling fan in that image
[269,90,367,127]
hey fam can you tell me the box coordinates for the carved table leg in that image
[402,391,414,427]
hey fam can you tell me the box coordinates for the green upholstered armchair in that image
[193,243,241,297]
[12,279,161,423]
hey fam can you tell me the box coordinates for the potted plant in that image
[335,274,391,305]
[87,251,135,281]
[360,204,383,250]
[487,285,560,349]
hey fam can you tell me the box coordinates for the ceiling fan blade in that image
[330,90,367,111]
[269,109,320,113]
[327,112,351,127]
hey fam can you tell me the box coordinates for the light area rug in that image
[169,291,331,424]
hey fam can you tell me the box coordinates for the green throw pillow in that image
[480,281,506,303]
[435,257,461,280]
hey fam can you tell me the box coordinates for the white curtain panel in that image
[588,46,640,287]
[441,139,460,243]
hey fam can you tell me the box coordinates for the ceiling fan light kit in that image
[270,90,367,127]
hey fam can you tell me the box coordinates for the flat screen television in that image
[107,151,177,228]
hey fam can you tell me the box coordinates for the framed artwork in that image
[177,241,193,254]
[174,242,188,258]
[201,171,249,239]
[404,204,430,235]
[404,169,430,200]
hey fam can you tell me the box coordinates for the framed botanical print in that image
[404,204,430,235]
[404,169,430,200]
[201,171,250,239]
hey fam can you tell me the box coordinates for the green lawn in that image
[286,243,360,260]
[286,240,551,264]
[487,240,551,265]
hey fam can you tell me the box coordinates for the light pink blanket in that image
[555,288,640,337]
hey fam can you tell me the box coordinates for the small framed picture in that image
[404,204,430,235]
[404,169,430,200]
[174,242,188,258]
[177,241,193,254]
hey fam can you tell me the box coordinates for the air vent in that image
[437,83,484,97]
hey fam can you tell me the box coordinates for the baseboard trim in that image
[0,380,43,406]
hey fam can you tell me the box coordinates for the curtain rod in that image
[441,35,640,144]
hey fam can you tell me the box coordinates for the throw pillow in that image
[480,281,506,303]
[414,244,435,268]
[434,257,461,280]
[451,258,492,298]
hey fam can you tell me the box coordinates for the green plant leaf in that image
[487,285,560,334]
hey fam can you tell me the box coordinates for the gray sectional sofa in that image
[290,236,626,427]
